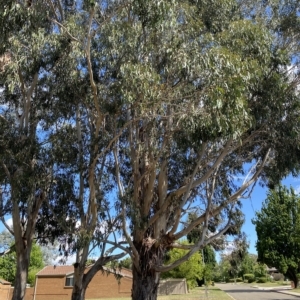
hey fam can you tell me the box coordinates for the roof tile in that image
[36,265,132,278]
[37,265,74,276]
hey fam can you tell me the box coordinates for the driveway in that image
[215,283,300,300]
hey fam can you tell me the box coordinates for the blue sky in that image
[241,175,300,254]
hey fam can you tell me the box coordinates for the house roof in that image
[0,278,11,285]
[36,265,132,278]
[102,266,132,279]
[37,265,74,277]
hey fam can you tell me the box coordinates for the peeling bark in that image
[131,241,163,300]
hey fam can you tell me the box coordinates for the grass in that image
[86,286,233,300]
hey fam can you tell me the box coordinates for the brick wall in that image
[0,285,35,300]
[0,284,11,300]
[34,271,132,300]
[34,276,72,300]
[24,287,35,300]
[85,271,132,299]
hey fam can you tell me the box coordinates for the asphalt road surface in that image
[215,283,300,300]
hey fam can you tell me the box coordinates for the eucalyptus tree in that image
[31,2,128,300]
[1,2,299,300]
[226,234,249,282]
[0,1,126,299]
[98,1,300,299]
[0,1,65,299]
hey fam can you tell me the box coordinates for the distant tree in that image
[186,212,218,285]
[240,253,257,276]
[254,263,267,278]
[253,185,300,288]
[202,246,217,267]
[40,242,60,266]
[223,234,249,281]
[0,251,15,283]
[216,257,232,282]
[119,257,132,269]
[162,241,204,289]
[0,230,13,255]
[29,243,44,271]
[0,243,44,285]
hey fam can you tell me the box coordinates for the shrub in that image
[244,274,255,281]
[187,279,197,290]
[213,277,222,283]
[229,279,235,283]
[248,277,256,283]
[236,278,243,282]
[257,277,268,283]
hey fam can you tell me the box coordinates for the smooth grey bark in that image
[12,243,32,300]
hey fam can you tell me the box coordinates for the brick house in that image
[0,278,35,300]
[33,265,132,300]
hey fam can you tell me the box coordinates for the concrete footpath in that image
[251,285,300,298]
[216,283,300,300]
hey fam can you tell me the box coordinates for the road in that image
[215,283,300,300]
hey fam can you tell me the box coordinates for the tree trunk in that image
[71,262,87,300]
[12,247,30,300]
[71,249,127,300]
[131,241,163,300]
[71,283,87,300]
[290,272,299,289]
[286,269,298,289]
[132,265,160,300]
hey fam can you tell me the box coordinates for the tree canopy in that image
[253,185,300,288]
[0,0,299,300]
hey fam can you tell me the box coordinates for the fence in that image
[158,278,188,295]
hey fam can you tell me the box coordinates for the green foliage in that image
[254,263,267,278]
[0,243,44,284]
[248,277,256,283]
[241,254,258,275]
[244,274,255,281]
[0,251,16,283]
[162,242,204,289]
[226,233,249,278]
[257,277,268,283]
[253,185,300,287]
[119,257,132,269]
[27,268,39,286]
[0,0,300,298]
[30,243,44,271]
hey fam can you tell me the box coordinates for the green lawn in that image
[87,286,233,300]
